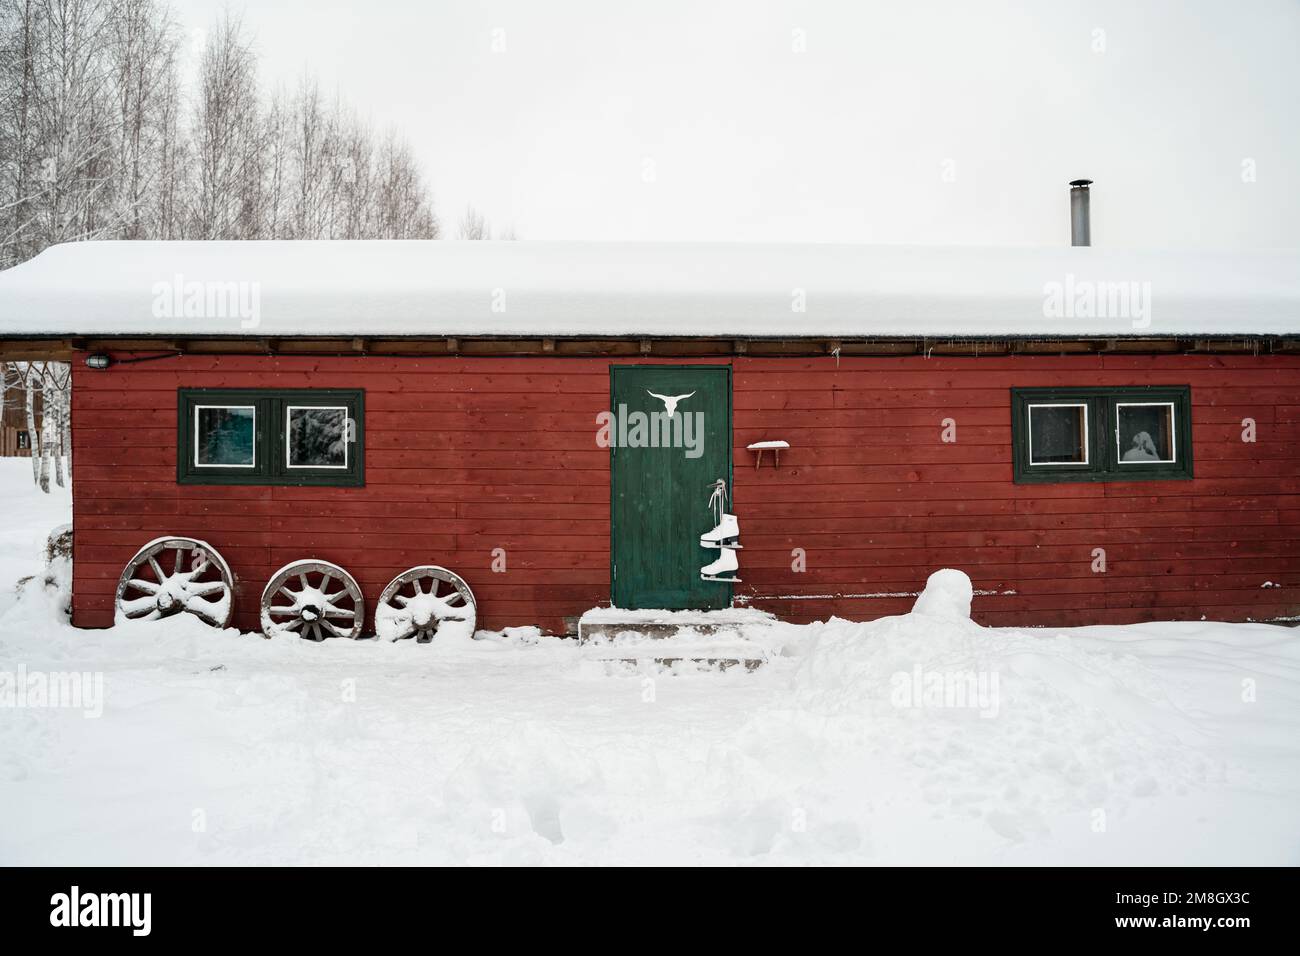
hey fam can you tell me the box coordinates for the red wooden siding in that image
[71,352,1300,634]
[730,353,1300,627]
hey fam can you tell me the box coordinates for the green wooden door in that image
[610,365,732,610]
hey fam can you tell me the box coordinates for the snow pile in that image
[909,568,974,620]
[789,568,988,715]
[750,570,1280,853]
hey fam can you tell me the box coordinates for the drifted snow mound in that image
[910,568,973,620]
[776,574,1224,842]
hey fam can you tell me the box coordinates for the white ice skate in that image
[700,548,741,583]
[700,513,743,550]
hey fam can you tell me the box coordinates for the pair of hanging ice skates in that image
[700,511,742,582]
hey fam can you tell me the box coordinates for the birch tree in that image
[189,11,261,239]
[107,0,178,239]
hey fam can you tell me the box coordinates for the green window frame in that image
[1011,386,1192,484]
[178,389,365,486]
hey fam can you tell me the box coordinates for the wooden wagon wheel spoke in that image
[188,602,227,628]
[374,565,477,643]
[259,560,365,640]
[115,537,235,629]
[119,594,159,618]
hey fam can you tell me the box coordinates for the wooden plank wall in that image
[1,425,32,457]
[1,386,36,456]
[71,352,1300,633]
[72,354,617,633]
[732,354,1300,627]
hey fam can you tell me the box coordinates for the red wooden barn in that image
[0,238,1297,637]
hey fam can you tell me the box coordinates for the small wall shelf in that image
[746,440,789,469]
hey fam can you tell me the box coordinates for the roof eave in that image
[4,332,1298,363]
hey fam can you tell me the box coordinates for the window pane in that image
[288,407,348,467]
[1029,405,1087,464]
[1118,404,1175,463]
[196,407,255,466]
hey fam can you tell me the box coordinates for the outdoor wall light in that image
[84,353,112,370]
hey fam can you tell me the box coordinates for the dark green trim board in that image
[177,388,365,486]
[1011,386,1193,484]
[609,365,733,610]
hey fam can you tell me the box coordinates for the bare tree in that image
[0,0,442,265]
[31,0,118,248]
[260,82,291,238]
[107,0,179,239]
[458,203,488,240]
[190,11,261,239]
[0,0,40,268]
[150,27,183,238]
[373,129,437,239]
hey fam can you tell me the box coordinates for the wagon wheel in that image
[374,566,476,643]
[260,560,365,641]
[115,536,235,628]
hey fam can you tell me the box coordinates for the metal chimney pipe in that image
[1069,179,1093,246]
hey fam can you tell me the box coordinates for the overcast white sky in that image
[173,0,1299,247]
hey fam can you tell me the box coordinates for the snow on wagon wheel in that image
[260,560,365,641]
[375,566,477,643]
[115,536,235,628]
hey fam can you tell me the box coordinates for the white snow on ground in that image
[0,470,1297,865]
[0,459,70,620]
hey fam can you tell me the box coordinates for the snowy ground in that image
[0,460,1297,865]
[0,459,69,620]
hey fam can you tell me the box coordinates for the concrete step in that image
[577,607,777,671]
[577,606,777,643]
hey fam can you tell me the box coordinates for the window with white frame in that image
[1012,387,1192,483]
[1115,402,1176,464]
[1027,403,1089,466]
[194,405,256,468]
[286,405,350,470]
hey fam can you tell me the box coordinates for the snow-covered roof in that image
[0,240,1296,339]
